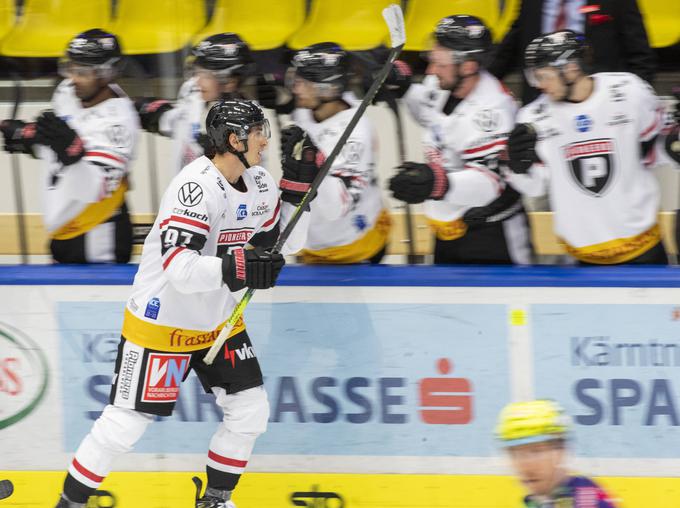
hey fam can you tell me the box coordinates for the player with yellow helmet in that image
[496,400,617,507]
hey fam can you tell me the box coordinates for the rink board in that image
[2,265,680,507]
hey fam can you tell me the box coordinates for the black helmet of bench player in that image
[60,28,122,80]
[433,15,492,65]
[524,30,589,100]
[189,32,256,81]
[289,42,349,102]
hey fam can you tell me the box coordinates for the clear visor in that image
[248,119,271,140]
[524,65,554,88]
[58,58,117,79]
[421,45,462,66]
[284,67,339,99]
[186,58,242,83]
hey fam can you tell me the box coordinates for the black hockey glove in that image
[36,112,85,166]
[389,161,449,204]
[374,60,412,102]
[0,119,38,154]
[196,133,216,159]
[134,97,173,133]
[506,123,539,175]
[665,95,680,164]
[279,125,319,206]
[255,75,294,115]
[221,247,286,291]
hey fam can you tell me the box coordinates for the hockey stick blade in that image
[203,5,406,365]
[383,3,406,48]
[0,480,14,500]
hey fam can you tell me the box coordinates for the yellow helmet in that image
[496,400,570,447]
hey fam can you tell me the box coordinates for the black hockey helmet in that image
[190,33,255,78]
[524,30,589,90]
[61,29,122,79]
[525,30,588,70]
[290,42,349,98]
[433,15,492,63]
[206,99,270,165]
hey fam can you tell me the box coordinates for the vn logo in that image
[225,344,256,368]
[142,353,190,403]
[290,485,344,507]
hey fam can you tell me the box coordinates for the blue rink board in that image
[1,264,680,287]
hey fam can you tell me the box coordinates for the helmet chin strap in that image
[226,138,251,169]
[558,67,579,102]
[443,61,479,94]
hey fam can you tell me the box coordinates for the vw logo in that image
[178,182,204,207]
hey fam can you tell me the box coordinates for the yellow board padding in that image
[2,471,680,508]
[0,212,678,258]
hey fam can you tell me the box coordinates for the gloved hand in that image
[134,97,173,133]
[36,112,85,165]
[506,123,540,174]
[374,60,412,102]
[665,92,680,164]
[255,75,294,115]
[279,125,319,206]
[221,247,286,291]
[0,119,38,154]
[389,161,449,204]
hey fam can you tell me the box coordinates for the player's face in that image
[425,44,458,90]
[292,76,320,109]
[65,64,103,101]
[532,67,567,101]
[244,122,270,166]
[507,441,566,496]
[195,70,221,102]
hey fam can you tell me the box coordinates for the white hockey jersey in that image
[123,156,308,352]
[41,80,138,253]
[158,78,267,174]
[292,97,390,263]
[506,73,665,264]
[158,78,206,173]
[404,71,518,240]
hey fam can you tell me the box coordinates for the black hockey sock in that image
[206,465,240,492]
[63,473,95,504]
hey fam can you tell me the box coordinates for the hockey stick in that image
[383,92,419,264]
[9,73,29,264]
[204,3,406,365]
[0,479,14,500]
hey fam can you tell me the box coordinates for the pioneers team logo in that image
[178,182,204,207]
[564,138,616,196]
[0,322,49,430]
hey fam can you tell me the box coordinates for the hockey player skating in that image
[388,15,532,264]
[134,33,277,174]
[497,400,617,508]
[505,30,669,265]
[54,99,312,508]
[0,29,137,263]
[285,42,391,264]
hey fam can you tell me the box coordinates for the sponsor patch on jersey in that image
[251,202,271,217]
[353,214,368,231]
[473,109,501,132]
[141,353,190,403]
[218,229,253,246]
[574,114,593,133]
[564,138,615,196]
[224,342,257,368]
[216,177,225,191]
[254,173,269,193]
[178,181,203,207]
[236,203,248,221]
[144,297,161,320]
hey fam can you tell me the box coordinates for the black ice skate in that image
[193,476,236,508]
